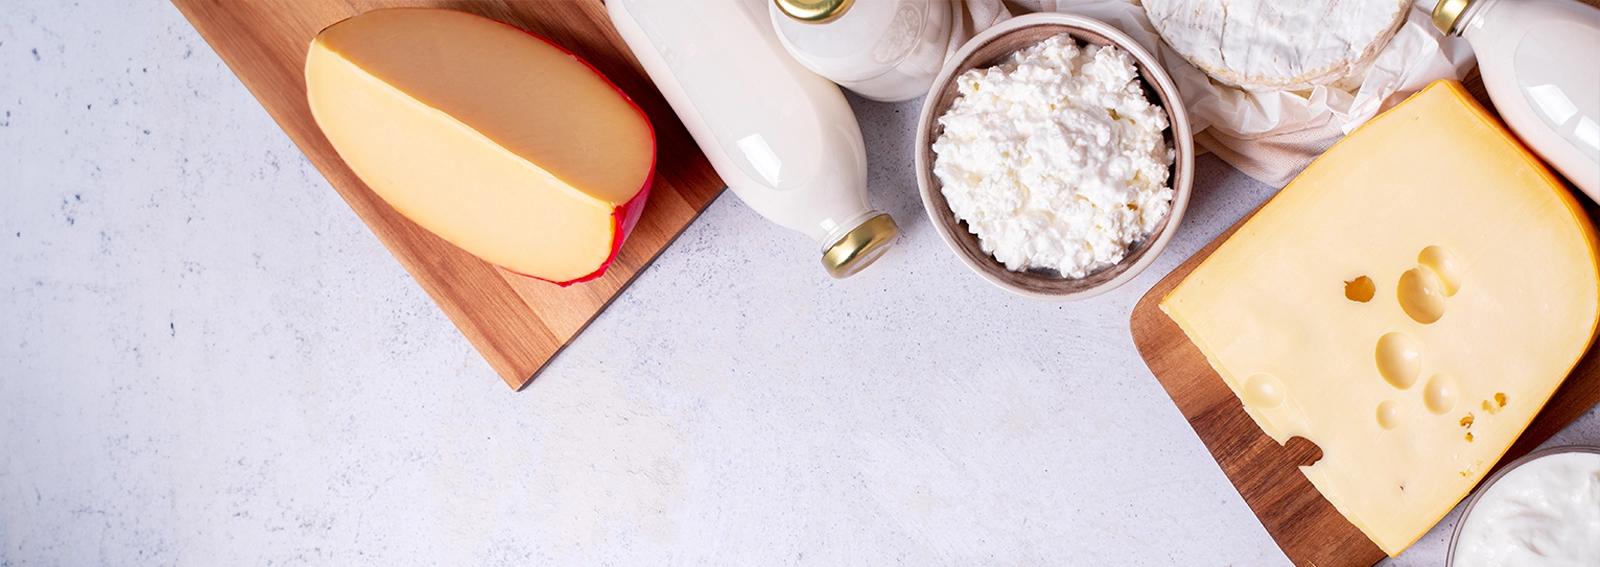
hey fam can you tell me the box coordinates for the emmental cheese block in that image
[305,8,655,285]
[1160,80,1600,556]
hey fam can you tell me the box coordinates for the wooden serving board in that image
[1129,94,1600,566]
[172,0,724,390]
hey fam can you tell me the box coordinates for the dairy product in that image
[608,0,900,279]
[1143,0,1410,91]
[1160,80,1600,556]
[1452,450,1600,567]
[305,8,655,285]
[931,35,1173,278]
[770,0,956,102]
[1435,0,1600,202]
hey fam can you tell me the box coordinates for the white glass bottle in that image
[1434,0,1600,199]
[769,0,957,102]
[608,0,899,278]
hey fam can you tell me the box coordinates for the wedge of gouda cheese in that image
[1161,80,1600,556]
[305,8,654,285]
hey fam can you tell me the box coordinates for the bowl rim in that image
[914,12,1194,302]
[1444,444,1600,566]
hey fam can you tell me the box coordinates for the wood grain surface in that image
[1130,89,1600,567]
[170,0,724,390]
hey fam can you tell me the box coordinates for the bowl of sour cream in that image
[1447,445,1600,567]
[914,12,1193,301]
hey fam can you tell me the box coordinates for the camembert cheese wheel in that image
[1161,81,1600,556]
[1143,0,1410,92]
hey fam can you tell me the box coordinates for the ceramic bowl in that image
[1445,444,1600,566]
[914,12,1194,301]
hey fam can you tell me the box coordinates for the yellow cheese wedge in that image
[1160,80,1600,556]
[305,8,655,285]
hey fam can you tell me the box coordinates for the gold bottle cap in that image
[1433,0,1474,35]
[822,213,898,278]
[773,0,855,24]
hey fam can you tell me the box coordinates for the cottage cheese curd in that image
[932,35,1172,278]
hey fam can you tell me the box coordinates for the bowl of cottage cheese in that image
[915,12,1193,301]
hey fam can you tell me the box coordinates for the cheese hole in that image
[1423,373,1458,414]
[1376,400,1406,430]
[1484,392,1509,414]
[1398,267,1447,324]
[1375,332,1422,390]
[1241,373,1285,409]
[1344,276,1375,303]
[1417,246,1462,296]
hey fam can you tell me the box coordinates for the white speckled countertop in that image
[2,2,1595,565]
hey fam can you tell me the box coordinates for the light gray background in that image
[3,2,1595,565]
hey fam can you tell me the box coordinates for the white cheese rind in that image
[1143,0,1409,92]
[931,36,1173,278]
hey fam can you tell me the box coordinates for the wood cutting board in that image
[1130,80,1600,567]
[171,0,725,390]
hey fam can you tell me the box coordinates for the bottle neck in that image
[1454,0,1501,37]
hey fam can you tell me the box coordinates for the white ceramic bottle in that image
[1434,0,1600,199]
[608,0,899,278]
[768,0,957,102]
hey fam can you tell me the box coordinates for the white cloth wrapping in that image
[946,0,1013,63]
[958,0,1476,187]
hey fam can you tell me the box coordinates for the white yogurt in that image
[1452,450,1600,567]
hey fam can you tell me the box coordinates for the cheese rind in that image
[1160,80,1600,556]
[1143,0,1409,92]
[305,8,655,284]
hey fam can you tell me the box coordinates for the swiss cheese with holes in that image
[1160,80,1600,556]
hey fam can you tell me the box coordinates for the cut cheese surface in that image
[305,8,654,283]
[1160,80,1600,556]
